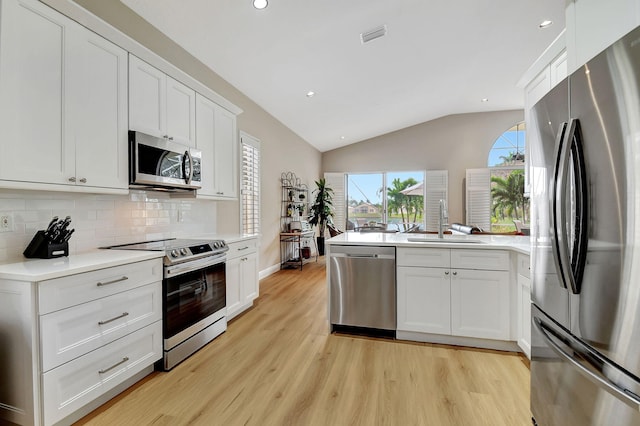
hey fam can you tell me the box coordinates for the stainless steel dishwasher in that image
[329,245,396,337]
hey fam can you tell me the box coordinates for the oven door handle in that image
[165,254,226,278]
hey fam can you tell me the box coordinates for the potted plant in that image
[308,178,334,255]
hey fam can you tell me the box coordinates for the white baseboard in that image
[396,330,521,353]
[259,263,280,280]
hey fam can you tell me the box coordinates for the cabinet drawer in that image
[42,321,161,426]
[397,248,450,268]
[517,253,530,278]
[38,259,163,314]
[40,282,162,372]
[451,249,509,271]
[227,238,257,259]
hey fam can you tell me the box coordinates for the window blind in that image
[466,168,491,231]
[241,133,260,235]
[425,170,448,232]
[324,172,346,231]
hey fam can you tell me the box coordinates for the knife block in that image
[23,230,69,259]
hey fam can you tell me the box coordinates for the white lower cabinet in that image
[40,282,162,372]
[226,238,259,320]
[450,268,510,340]
[516,253,532,358]
[0,258,163,426]
[42,321,161,426]
[397,248,511,343]
[397,266,451,334]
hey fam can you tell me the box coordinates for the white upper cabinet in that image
[213,106,238,198]
[166,78,196,147]
[566,0,640,73]
[195,94,238,199]
[70,25,128,189]
[519,31,567,196]
[195,94,216,197]
[0,0,128,192]
[129,56,165,138]
[0,0,69,185]
[129,55,196,147]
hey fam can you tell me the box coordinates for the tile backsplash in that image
[0,189,218,264]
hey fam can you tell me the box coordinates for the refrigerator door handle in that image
[551,121,570,290]
[534,316,640,410]
[566,118,589,294]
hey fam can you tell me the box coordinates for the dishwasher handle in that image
[330,252,395,260]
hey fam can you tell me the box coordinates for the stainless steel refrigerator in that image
[530,26,640,425]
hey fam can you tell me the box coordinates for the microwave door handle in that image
[182,151,193,185]
[551,121,570,290]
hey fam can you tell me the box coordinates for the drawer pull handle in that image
[98,312,129,325]
[98,357,129,374]
[238,246,250,251]
[97,276,129,287]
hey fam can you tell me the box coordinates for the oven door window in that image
[164,262,226,338]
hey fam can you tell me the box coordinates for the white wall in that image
[0,190,216,264]
[322,110,524,225]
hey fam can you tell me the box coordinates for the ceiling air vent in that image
[360,25,387,44]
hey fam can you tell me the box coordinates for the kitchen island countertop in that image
[325,232,531,255]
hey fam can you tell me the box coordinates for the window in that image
[466,122,529,233]
[339,170,447,232]
[240,132,260,235]
[487,122,525,167]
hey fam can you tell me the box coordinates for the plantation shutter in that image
[241,132,260,235]
[466,168,491,231]
[424,170,448,232]
[324,172,346,231]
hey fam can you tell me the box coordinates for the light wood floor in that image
[76,258,531,426]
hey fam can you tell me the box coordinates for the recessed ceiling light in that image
[253,0,268,10]
[306,91,315,98]
[340,136,345,140]
[481,98,489,103]
[539,20,553,28]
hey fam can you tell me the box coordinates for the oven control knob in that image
[180,248,188,256]
[213,242,220,249]
[170,249,179,258]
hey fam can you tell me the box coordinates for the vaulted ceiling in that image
[122,0,564,152]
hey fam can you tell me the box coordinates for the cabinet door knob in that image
[452,271,457,276]
[163,135,169,139]
[168,136,174,141]
[445,271,449,276]
[79,178,87,183]
[68,177,76,182]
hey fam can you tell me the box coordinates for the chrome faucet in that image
[438,199,449,239]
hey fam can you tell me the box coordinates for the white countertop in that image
[0,233,260,282]
[326,232,531,255]
[190,233,260,244]
[0,249,163,282]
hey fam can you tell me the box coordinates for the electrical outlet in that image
[0,214,12,232]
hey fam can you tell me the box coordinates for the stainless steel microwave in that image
[129,131,202,191]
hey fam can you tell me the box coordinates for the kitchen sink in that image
[406,237,485,244]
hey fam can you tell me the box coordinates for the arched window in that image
[487,122,529,233]
[488,122,525,167]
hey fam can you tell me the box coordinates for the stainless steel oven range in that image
[104,238,228,370]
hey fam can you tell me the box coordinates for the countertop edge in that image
[325,234,531,255]
[0,250,164,282]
